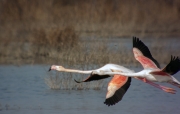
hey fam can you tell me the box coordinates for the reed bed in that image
[1,0,180,39]
[1,27,179,66]
[1,0,180,90]
[1,29,179,90]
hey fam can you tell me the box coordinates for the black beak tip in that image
[74,79,82,83]
[48,67,51,72]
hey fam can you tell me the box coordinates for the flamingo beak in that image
[48,67,51,71]
[48,65,57,71]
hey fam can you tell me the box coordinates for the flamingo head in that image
[48,65,65,71]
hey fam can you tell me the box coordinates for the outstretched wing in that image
[74,73,110,83]
[104,75,131,106]
[133,37,160,69]
[161,56,180,75]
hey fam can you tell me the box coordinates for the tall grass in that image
[0,0,180,89]
[0,0,179,65]
[1,0,180,38]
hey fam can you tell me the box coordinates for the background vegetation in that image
[1,0,180,65]
[0,0,180,90]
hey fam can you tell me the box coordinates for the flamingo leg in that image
[135,77,176,94]
[168,81,180,88]
[143,78,147,83]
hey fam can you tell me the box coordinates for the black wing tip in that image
[132,36,161,68]
[104,100,117,106]
[104,101,110,106]
[133,36,139,40]
[48,67,51,71]
[104,90,124,106]
[164,55,180,75]
[132,36,144,48]
[74,79,82,83]
[104,77,131,106]
[133,36,140,47]
[133,36,138,40]
[170,55,180,63]
[171,55,179,61]
[132,37,144,51]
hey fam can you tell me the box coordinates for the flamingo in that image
[49,64,132,106]
[92,37,180,92]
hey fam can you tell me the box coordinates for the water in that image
[0,65,180,114]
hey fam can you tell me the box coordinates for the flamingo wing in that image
[133,37,160,69]
[74,73,110,83]
[161,56,180,75]
[104,75,131,106]
[150,56,180,76]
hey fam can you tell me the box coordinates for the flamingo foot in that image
[168,82,180,88]
[136,77,176,94]
[162,87,176,94]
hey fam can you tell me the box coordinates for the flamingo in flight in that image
[49,64,132,106]
[92,37,180,92]
[49,64,173,105]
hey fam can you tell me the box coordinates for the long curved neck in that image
[61,68,92,74]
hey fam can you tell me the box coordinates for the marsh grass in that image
[1,0,180,90]
[0,31,178,66]
[1,34,179,90]
[1,0,180,64]
[1,0,180,39]
[32,26,78,48]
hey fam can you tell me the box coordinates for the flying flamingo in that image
[49,64,132,106]
[92,37,180,92]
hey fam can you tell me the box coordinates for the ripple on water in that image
[0,65,180,114]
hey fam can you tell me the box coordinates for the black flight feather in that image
[133,37,160,68]
[74,73,110,83]
[104,77,131,106]
[162,55,180,75]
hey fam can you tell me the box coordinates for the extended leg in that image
[168,76,180,88]
[135,77,176,94]
[168,81,180,88]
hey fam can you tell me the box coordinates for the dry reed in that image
[1,0,180,39]
[1,0,180,90]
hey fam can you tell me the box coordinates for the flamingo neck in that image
[100,72,145,78]
[61,68,92,74]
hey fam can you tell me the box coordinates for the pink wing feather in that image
[133,37,160,69]
[104,75,131,106]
